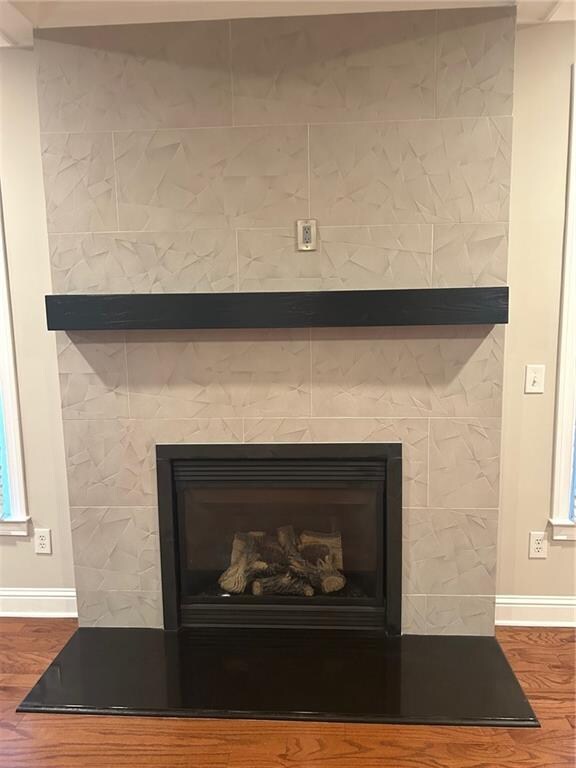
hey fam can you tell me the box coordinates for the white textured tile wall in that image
[114,127,309,230]
[309,117,512,225]
[231,12,437,124]
[50,231,237,294]
[238,226,433,292]
[36,22,232,131]
[35,8,515,631]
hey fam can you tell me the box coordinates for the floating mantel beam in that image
[45,287,509,331]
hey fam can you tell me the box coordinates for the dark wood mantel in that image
[45,287,508,331]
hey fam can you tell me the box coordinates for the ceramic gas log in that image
[218,526,346,597]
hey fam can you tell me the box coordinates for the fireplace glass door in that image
[178,482,382,606]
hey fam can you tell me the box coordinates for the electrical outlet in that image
[296,219,317,251]
[529,531,548,559]
[34,528,52,555]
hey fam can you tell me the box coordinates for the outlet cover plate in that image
[296,219,317,251]
[34,528,52,555]
[528,531,548,559]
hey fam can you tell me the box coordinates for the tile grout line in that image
[60,415,502,422]
[123,333,131,419]
[433,8,440,121]
[426,416,431,508]
[404,594,496,598]
[234,229,240,292]
[110,132,121,232]
[37,115,513,137]
[307,124,311,218]
[69,505,159,509]
[228,20,236,127]
[47,222,513,237]
[309,327,313,417]
[403,506,499,512]
[430,224,435,284]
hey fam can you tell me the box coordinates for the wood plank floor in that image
[0,620,573,767]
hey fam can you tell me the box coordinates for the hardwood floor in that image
[0,620,573,767]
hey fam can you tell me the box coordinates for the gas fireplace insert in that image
[157,444,402,633]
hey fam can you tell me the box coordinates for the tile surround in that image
[403,507,497,595]
[311,326,504,418]
[231,12,436,125]
[50,231,237,294]
[114,127,308,231]
[310,117,512,225]
[402,594,494,635]
[425,595,495,635]
[437,7,515,118]
[36,22,232,132]
[77,589,163,628]
[238,226,432,291]
[57,332,128,420]
[70,507,161,592]
[41,132,117,233]
[36,8,514,631]
[402,595,428,634]
[63,418,243,507]
[124,330,311,418]
[432,223,508,287]
[429,418,501,508]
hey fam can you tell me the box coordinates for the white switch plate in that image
[524,364,545,394]
[34,528,52,555]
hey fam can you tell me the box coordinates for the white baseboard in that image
[0,587,77,618]
[496,594,576,627]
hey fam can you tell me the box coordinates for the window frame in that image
[0,184,28,535]
[550,64,576,541]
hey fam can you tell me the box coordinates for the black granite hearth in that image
[18,628,537,727]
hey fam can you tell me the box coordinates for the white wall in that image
[0,47,74,594]
[498,21,576,607]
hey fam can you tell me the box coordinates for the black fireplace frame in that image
[157,444,402,634]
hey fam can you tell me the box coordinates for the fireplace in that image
[19,443,537,726]
[157,444,402,634]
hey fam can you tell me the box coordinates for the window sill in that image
[0,517,30,537]
[548,518,576,541]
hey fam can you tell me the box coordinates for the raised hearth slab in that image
[18,628,537,727]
